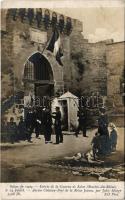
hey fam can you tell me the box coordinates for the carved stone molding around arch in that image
[22,50,64,95]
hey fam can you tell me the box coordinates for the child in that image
[91,132,100,160]
[109,123,118,152]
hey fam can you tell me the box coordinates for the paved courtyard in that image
[1,128,124,182]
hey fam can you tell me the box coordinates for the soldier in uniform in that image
[27,8,34,25]
[36,8,42,28]
[65,17,72,35]
[98,107,109,136]
[44,9,50,30]
[52,107,63,144]
[58,15,64,33]
[51,12,57,30]
[25,107,35,142]
[11,9,17,21]
[44,108,52,143]
[42,107,47,140]
[19,8,26,23]
[35,108,42,139]
[75,107,88,137]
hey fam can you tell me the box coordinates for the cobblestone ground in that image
[1,128,124,182]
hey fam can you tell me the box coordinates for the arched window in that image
[24,60,34,80]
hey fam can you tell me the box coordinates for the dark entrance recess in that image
[35,84,54,97]
[29,52,53,81]
[24,52,54,101]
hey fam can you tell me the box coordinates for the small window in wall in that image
[24,60,34,80]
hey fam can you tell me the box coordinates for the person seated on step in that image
[91,132,101,160]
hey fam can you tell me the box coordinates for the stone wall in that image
[1,8,108,98]
[1,19,14,100]
[1,8,76,97]
[69,36,107,96]
[1,8,125,124]
[106,42,124,114]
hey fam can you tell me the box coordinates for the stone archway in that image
[43,50,64,94]
[23,50,64,101]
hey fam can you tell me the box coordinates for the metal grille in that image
[24,60,34,80]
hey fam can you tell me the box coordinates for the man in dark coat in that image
[11,9,17,21]
[98,107,109,136]
[75,107,88,137]
[7,117,17,143]
[19,8,26,23]
[58,15,64,33]
[36,8,42,28]
[52,107,63,144]
[66,17,72,35]
[91,132,101,160]
[25,107,36,142]
[44,108,52,143]
[18,116,27,140]
[27,8,34,25]
[51,12,57,30]
[34,108,41,139]
[1,117,7,133]
[44,9,50,30]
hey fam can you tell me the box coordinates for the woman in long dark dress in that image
[98,107,110,155]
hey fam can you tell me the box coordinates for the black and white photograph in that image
[0,0,125,199]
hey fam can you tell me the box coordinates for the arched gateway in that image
[23,51,64,107]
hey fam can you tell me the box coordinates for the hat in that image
[99,107,106,113]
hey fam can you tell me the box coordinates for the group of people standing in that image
[2,106,63,145]
[25,106,63,144]
[2,106,118,157]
